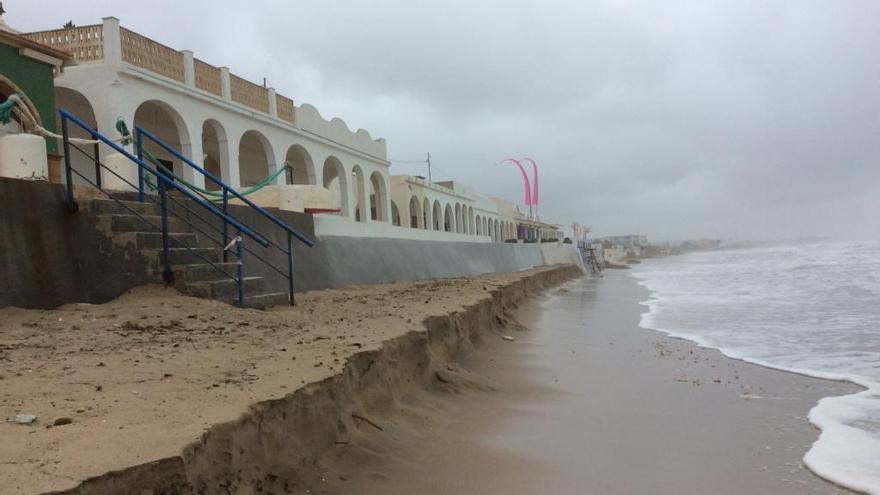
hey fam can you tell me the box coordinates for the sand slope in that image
[0,265,578,494]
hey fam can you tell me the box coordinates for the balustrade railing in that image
[194,59,222,96]
[276,94,295,123]
[120,28,185,83]
[25,22,296,123]
[23,25,104,62]
[230,74,270,113]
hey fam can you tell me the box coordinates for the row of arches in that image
[388,194,515,242]
[55,88,390,223]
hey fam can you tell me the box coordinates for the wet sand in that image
[322,270,860,494]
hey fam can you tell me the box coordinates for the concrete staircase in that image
[83,197,289,309]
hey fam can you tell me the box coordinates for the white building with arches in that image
[26,17,392,226]
[24,17,565,245]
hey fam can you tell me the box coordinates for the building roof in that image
[0,25,72,70]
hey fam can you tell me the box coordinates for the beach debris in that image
[6,414,37,425]
[351,413,383,431]
[502,335,516,342]
[53,417,73,426]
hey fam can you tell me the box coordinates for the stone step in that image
[173,262,241,283]
[183,276,265,299]
[105,214,188,233]
[158,247,220,266]
[84,198,161,216]
[131,231,202,249]
[232,292,290,309]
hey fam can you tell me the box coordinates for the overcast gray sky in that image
[9,1,880,241]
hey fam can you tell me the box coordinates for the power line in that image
[387,157,428,164]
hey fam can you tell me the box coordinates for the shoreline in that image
[316,270,861,494]
[632,269,875,494]
[0,265,580,494]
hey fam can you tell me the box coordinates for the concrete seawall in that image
[0,178,583,309]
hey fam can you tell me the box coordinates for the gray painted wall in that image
[0,178,580,309]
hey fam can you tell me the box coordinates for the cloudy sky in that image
[9,1,880,241]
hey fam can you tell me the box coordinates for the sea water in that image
[632,241,880,494]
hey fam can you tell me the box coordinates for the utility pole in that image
[426,152,432,183]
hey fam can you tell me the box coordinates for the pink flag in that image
[524,157,538,206]
[502,158,532,205]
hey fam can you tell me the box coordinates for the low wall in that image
[298,236,547,290]
[0,177,582,309]
[540,243,585,269]
[0,178,158,309]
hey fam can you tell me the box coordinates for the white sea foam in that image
[631,241,880,494]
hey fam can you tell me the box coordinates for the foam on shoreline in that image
[633,267,879,495]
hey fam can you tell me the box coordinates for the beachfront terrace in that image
[23,17,390,224]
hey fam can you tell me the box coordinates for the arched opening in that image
[432,200,442,230]
[444,204,454,232]
[285,144,315,185]
[483,218,489,237]
[238,130,273,187]
[468,206,475,235]
[409,196,422,228]
[454,203,462,233]
[422,198,430,230]
[201,119,227,191]
[134,99,190,178]
[322,156,348,216]
[390,201,401,226]
[476,215,482,235]
[369,171,387,222]
[54,87,98,185]
[352,165,366,222]
[494,220,500,242]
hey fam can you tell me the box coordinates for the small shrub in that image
[504,238,518,243]
[563,238,573,244]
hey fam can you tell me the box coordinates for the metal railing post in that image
[135,129,145,202]
[60,115,78,212]
[159,177,173,284]
[222,189,229,262]
[287,232,295,306]
[236,231,244,307]
[93,140,102,189]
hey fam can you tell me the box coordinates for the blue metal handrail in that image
[59,109,271,248]
[59,108,275,307]
[135,125,315,304]
[135,126,314,247]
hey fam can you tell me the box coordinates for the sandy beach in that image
[0,266,862,494]
[0,265,577,494]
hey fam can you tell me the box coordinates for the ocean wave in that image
[631,241,880,494]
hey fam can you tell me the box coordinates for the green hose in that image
[115,118,289,200]
[0,97,18,125]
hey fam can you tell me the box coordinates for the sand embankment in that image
[0,264,580,494]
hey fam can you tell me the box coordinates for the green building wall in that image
[0,42,58,153]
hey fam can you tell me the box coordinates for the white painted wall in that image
[50,18,391,225]
[314,214,493,243]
